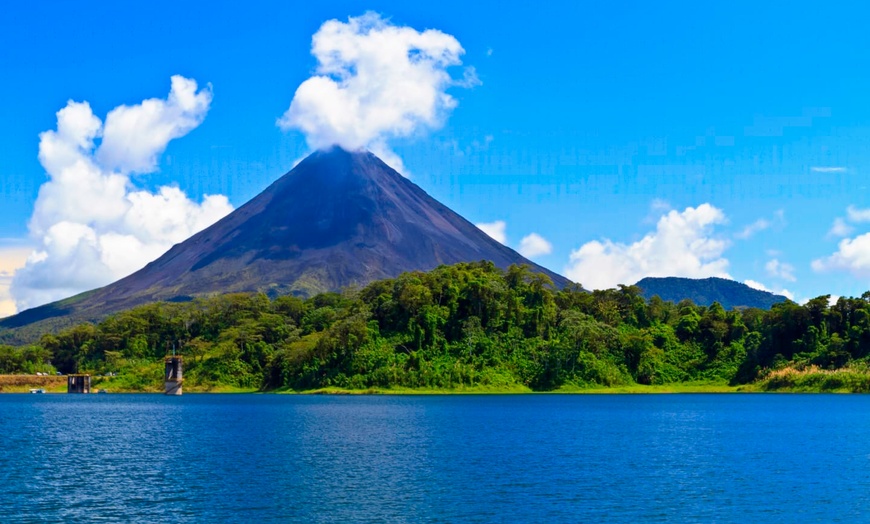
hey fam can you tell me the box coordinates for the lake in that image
[1,394,868,523]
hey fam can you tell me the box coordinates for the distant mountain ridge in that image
[635,276,788,309]
[1,147,571,340]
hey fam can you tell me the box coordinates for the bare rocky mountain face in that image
[1,147,571,338]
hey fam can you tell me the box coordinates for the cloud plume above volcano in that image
[278,12,478,171]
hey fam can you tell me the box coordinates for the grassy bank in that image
[290,383,535,395]
[757,366,870,393]
[0,374,261,394]
[2,377,745,394]
[288,381,753,394]
[10,373,870,394]
[90,374,259,393]
[553,381,753,394]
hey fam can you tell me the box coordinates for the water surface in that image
[1,394,867,522]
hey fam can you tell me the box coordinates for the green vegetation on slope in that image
[3,261,870,392]
[635,276,787,310]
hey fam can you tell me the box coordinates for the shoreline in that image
[3,376,865,394]
[0,381,829,394]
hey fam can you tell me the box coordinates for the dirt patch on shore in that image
[0,375,66,392]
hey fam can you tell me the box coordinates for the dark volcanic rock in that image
[635,276,788,310]
[1,147,571,335]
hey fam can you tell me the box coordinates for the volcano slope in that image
[1,147,571,340]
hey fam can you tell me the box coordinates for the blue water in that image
[0,394,868,523]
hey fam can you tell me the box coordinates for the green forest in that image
[3,261,870,392]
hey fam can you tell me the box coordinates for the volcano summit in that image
[2,148,571,334]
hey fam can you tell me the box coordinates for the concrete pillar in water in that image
[67,374,90,394]
[165,356,183,395]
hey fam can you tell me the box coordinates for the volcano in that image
[2,148,572,335]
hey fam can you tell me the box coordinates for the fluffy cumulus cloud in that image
[519,233,553,258]
[11,76,233,312]
[827,205,870,238]
[476,221,552,259]
[743,280,767,292]
[278,12,477,172]
[476,221,507,245]
[97,76,212,174]
[743,279,795,301]
[814,205,870,278]
[0,247,32,317]
[564,204,731,290]
[812,233,870,278]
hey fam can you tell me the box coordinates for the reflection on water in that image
[1,394,869,522]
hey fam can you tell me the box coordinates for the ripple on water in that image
[0,394,869,523]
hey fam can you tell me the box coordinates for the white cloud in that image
[11,76,233,312]
[278,12,476,173]
[828,217,854,238]
[564,203,731,290]
[735,218,771,240]
[734,209,785,240]
[812,233,870,278]
[475,223,552,259]
[476,221,507,245]
[650,198,671,212]
[97,76,212,174]
[811,208,870,277]
[743,279,795,301]
[518,233,552,259]
[825,205,870,240]
[0,247,32,318]
[743,279,767,291]
[765,258,796,282]
[846,205,870,223]
[643,198,672,224]
[811,166,847,173]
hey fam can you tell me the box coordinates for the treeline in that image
[5,261,870,391]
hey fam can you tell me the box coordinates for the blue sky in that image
[1,0,870,314]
